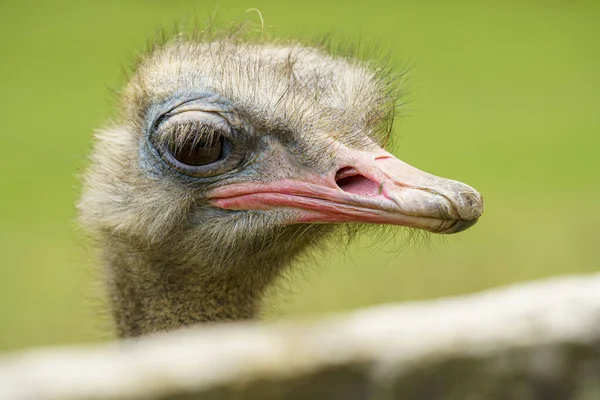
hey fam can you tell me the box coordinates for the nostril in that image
[335,166,357,181]
[335,167,379,196]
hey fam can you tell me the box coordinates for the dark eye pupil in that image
[170,136,224,166]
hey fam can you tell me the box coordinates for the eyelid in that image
[159,110,231,134]
[163,97,240,124]
[171,102,229,114]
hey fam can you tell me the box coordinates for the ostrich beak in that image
[208,146,484,234]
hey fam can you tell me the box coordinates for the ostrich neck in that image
[102,238,281,338]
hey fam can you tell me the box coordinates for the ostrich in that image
[78,34,484,338]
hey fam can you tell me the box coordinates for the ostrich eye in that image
[169,135,224,166]
[151,107,244,178]
[157,125,236,177]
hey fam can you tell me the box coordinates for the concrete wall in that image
[1,273,599,400]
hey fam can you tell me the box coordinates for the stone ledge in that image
[1,273,600,399]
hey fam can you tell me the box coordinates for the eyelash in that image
[154,119,223,146]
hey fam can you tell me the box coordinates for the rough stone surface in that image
[1,273,600,400]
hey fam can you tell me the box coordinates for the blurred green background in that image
[0,0,598,351]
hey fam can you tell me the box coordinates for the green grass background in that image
[0,0,598,351]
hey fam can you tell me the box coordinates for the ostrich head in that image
[79,36,484,337]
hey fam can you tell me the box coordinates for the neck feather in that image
[102,238,281,338]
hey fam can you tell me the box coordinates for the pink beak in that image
[208,146,484,234]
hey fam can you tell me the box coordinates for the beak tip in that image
[456,190,485,220]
